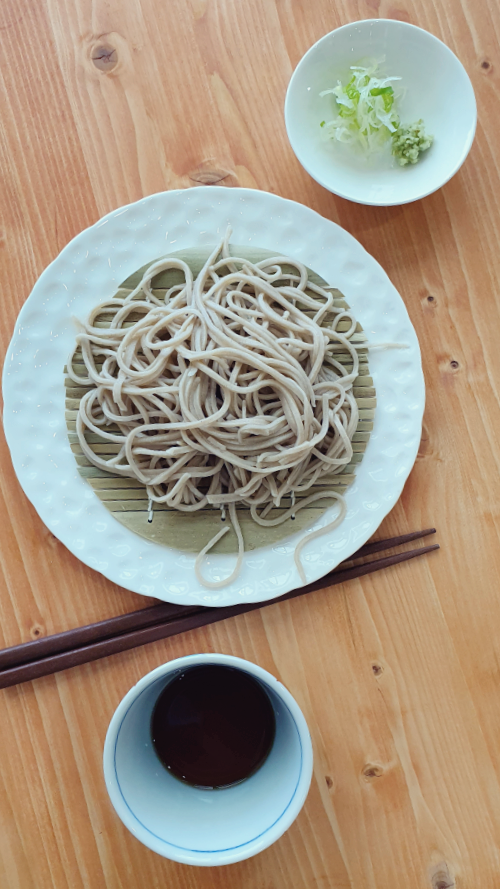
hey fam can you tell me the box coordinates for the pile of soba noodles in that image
[68,229,362,588]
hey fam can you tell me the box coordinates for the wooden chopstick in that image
[348,527,436,560]
[0,533,438,690]
[0,528,436,672]
[0,602,201,671]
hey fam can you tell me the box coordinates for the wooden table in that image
[0,1,498,886]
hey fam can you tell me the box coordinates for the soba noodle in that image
[68,229,363,588]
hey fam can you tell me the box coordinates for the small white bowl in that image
[285,20,477,205]
[103,653,313,867]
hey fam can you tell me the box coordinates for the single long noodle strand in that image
[72,229,366,587]
[194,505,245,590]
[293,495,348,583]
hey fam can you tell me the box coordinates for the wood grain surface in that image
[0,0,499,887]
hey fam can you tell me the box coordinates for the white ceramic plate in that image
[2,188,424,606]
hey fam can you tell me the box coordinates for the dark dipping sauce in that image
[151,665,276,789]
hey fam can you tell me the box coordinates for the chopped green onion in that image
[319,60,433,166]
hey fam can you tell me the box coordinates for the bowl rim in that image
[284,18,478,206]
[103,653,314,866]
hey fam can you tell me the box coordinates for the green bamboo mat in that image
[65,246,375,554]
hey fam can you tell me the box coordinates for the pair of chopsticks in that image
[0,529,438,690]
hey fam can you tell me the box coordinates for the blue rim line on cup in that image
[111,683,303,854]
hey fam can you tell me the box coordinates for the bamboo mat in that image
[65,247,376,554]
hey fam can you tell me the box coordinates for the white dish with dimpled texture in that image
[2,187,424,606]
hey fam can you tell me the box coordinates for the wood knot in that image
[91,43,118,72]
[30,625,44,640]
[422,293,438,313]
[430,864,455,889]
[417,423,432,459]
[362,763,384,781]
[325,775,333,789]
[188,162,233,186]
[371,661,383,676]
[40,526,59,549]
[480,59,492,72]
[439,355,461,382]
[190,0,208,19]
